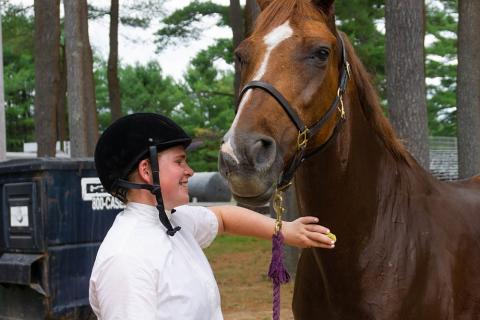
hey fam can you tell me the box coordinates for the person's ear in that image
[137,159,152,183]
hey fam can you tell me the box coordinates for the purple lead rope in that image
[268,187,291,320]
[268,230,291,320]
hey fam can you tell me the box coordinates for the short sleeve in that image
[173,205,218,248]
[89,254,157,320]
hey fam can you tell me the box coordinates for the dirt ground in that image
[204,235,295,320]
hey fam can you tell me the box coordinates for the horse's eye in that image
[313,47,330,61]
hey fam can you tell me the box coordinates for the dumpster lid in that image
[0,158,95,174]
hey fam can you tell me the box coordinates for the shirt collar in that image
[125,202,173,224]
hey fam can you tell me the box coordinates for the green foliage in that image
[338,0,459,137]
[94,39,235,171]
[2,0,461,166]
[95,60,184,132]
[88,1,166,28]
[425,0,458,136]
[335,0,385,95]
[2,5,35,151]
[173,39,235,172]
[154,1,229,51]
[119,62,183,115]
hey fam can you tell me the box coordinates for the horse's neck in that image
[295,93,426,243]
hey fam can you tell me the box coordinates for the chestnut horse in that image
[218,0,480,319]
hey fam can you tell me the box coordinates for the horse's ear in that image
[312,0,335,15]
[257,0,273,11]
[312,0,336,30]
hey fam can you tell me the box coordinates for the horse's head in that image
[219,0,349,206]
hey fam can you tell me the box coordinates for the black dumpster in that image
[0,158,122,319]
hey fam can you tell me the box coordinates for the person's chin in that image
[174,194,189,207]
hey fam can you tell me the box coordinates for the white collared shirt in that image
[89,202,221,320]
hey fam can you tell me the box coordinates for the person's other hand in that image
[282,216,335,249]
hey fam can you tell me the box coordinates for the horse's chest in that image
[357,245,457,319]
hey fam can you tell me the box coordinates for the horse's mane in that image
[255,0,413,165]
[342,34,413,165]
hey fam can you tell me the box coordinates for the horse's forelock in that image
[254,0,328,35]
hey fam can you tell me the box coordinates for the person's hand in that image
[282,216,335,249]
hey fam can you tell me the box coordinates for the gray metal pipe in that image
[188,172,231,202]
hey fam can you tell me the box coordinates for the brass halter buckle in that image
[297,128,309,150]
[345,61,352,79]
[337,88,346,119]
[336,61,350,120]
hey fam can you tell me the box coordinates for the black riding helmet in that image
[94,113,192,236]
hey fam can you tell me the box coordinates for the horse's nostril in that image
[261,138,272,148]
[250,137,276,168]
[219,152,237,175]
[252,139,271,154]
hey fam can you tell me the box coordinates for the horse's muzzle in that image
[218,132,281,206]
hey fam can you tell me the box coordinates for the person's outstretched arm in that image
[208,205,335,249]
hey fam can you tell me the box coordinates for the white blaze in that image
[221,21,294,162]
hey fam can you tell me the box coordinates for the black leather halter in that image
[236,33,351,190]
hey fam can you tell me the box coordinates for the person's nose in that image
[185,165,194,177]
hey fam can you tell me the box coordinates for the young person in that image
[89,113,335,319]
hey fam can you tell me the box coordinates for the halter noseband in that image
[236,33,351,190]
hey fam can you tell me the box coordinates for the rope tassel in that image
[268,231,291,285]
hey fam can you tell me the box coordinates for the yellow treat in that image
[326,232,337,242]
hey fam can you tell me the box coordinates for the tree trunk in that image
[244,0,260,37]
[385,0,429,169]
[457,0,480,178]
[64,0,93,157]
[57,43,68,152]
[229,0,245,99]
[108,0,122,122]
[80,1,99,156]
[34,0,60,157]
[0,6,5,161]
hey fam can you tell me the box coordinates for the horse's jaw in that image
[220,170,277,206]
[231,184,276,207]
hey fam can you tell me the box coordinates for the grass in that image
[205,234,295,320]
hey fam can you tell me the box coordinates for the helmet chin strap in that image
[116,146,181,236]
[147,146,181,236]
